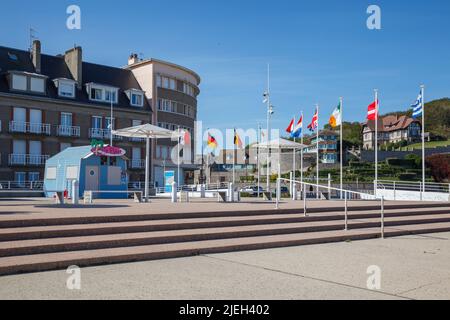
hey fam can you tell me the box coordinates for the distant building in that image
[304,130,339,164]
[362,115,422,150]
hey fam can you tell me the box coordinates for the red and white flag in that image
[307,109,319,132]
[285,119,294,134]
[367,100,378,121]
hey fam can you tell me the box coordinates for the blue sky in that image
[1,0,450,143]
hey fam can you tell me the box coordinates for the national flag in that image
[291,115,303,138]
[285,119,294,134]
[307,109,319,132]
[207,133,218,150]
[329,103,342,128]
[234,129,243,149]
[367,100,379,121]
[412,91,423,119]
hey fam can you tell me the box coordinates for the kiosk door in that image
[85,166,99,191]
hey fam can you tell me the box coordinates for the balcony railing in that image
[130,159,145,169]
[9,121,51,135]
[9,154,49,166]
[89,128,123,140]
[57,125,81,137]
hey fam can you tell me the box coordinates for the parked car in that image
[240,186,264,196]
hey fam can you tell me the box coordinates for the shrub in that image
[426,154,450,182]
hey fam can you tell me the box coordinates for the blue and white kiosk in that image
[44,145,128,199]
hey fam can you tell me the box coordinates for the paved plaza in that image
[0,231,449,300]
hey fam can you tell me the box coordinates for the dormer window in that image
[125,89,144,107]
[8,71,47,94]
[86,83,119,104]
[53,78,76,98]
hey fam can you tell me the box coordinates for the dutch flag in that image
[412,91,423,119]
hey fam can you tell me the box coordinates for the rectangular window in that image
[105,90,117,103]
[163,77,169,88]
[92,116,102,129]
[29,172,40,182]
[156,75,162,87]
[105,117,115,130]
[131,93,143,107]
[61,113,73,127]
[12,74,27,91]
[91,88,103,100]
[59,82,75,97]
[46,167,57,180]
[169,78,176,90]
[30,77,45,93]
[15,172,26,186]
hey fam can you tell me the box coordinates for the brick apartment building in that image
[0,41,200,186]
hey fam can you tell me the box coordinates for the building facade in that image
[362,115,422,150]
[0,41,149,185]
[0,42,201,187]
[125,55,201,187]
[304,130,339,164]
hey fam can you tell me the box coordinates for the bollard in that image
[228,183,234,202]
[72,180,79,205]
[171,182,178,203]
[200,184,206,198]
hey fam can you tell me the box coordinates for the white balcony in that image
[9,154,49,166]
[9,121,51,135]
[57,125,81,137]
[130,159,145,169]
[89,128,123,140]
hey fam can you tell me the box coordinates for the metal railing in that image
[0,180,44,190]
[377,180,450,194]
[276,178,386,238]
[89,128,123,140]
[57,125,81,137]
[9,121,51,135]
[9,154,49,166]
[130,159,145,169]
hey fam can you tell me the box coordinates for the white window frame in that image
[30,77,45,93]
[12,74,27,91]
[87,83,118,104]
[54,79,76,98]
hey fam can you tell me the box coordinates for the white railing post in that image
[303,184,307,217]
[276,178,281,209]
[381,196,385,239]
[344,191,348,231]
[328,173,331,200]
[393,181,396,200]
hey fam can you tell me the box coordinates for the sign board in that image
[164,171,175,193]
[91,146,126,157]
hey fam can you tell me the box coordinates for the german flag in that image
[207,133,218,149]
[234,129,243,149]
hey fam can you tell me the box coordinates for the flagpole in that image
[266,64,271,194]
[340,97,343,199]
[177,126,181,186]
[293,115,296,181]
[300,112,304,194]
[374,89,379,196]
[233,129,236,186]
[421,84,425,200]
[316,104,320,200]
[257,124,261,198]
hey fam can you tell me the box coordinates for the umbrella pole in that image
[145,136,150,202]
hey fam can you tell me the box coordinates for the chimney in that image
[64,46,83,89]
[128,53,139,66]
[31,40,41,73]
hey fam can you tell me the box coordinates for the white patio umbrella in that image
[113,124,176,201]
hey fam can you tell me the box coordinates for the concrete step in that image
[1,213,450,257]
[2,202,450,228]
[1,207,450,242]
[1,222,450,276]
